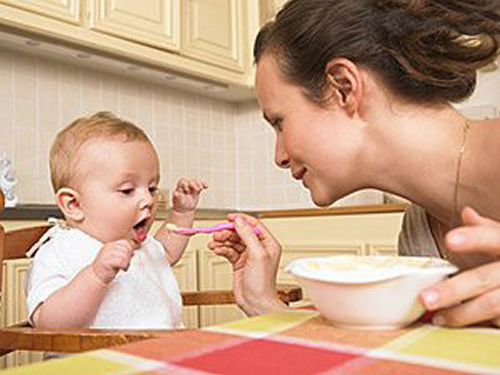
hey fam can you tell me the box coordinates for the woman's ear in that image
[56,188,84,222]
[324,58,362,116]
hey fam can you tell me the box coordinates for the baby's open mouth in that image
[133,217,149,242]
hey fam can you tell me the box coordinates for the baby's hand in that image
[172,178,208,214]
[91,240,139,284]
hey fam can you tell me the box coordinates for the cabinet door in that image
[89,0,180,51]
[0,0,81,24]
[182,0,246,73]
[171,249,199,328]
[259,0,286,24]
[198,248,246,327]
[0,259,43,368]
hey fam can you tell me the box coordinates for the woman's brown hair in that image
[254,0,500,105]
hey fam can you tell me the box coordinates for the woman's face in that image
[255,55,365,207]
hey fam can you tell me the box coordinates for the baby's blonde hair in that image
[50,111,151,192]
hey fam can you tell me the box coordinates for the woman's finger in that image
[213,246,240,264]
[432,287,500,327]
[461,206,500,228]
[492,316,500,328]
[233,216,263,255]
[212,230,240,242]
[446,225,500,255]
[229,213,281,256]
[421,261,500,310]
[219,240,245,253]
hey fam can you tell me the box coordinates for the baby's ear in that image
[56,188,84,222]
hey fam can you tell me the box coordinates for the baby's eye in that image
[120,188,134,195]
[149,186,158,195]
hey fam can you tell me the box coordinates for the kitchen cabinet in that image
[0,0,258,90]
[0,259,43,368]
[0,0,81,25]
[182,0,246,73]
[88,0,180,52]
[259,0,287,24]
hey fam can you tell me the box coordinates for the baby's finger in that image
[192,179,208,191]
[129,239,141,251]
[176,178,190,193]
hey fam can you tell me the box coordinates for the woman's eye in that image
[272,118,283,131]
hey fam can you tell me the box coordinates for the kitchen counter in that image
[0,203,408,221]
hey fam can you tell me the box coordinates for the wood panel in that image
[89,0,180,51]
[0,0,80,24]
[182,0,246,72]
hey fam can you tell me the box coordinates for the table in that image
[2,309,500,375]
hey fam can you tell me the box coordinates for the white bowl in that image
[286,255,458,330]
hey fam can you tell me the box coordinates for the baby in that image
[25,111,207,330]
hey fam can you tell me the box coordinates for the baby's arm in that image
[155,178,207,265]
[32,240,138,328]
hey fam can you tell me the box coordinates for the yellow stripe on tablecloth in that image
[0,354,134,375]
[0,350,165,375]
[205,310,319,338]
[371,325,500,374]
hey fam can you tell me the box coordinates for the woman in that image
[210,0,500,327]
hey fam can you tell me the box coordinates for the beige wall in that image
[6,47,498,211]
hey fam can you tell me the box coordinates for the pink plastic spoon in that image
[167,222,262,236]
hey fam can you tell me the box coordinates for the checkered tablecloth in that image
[3,310,500,375]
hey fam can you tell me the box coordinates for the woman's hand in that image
[420,206,500,327]
[208,213,288,316]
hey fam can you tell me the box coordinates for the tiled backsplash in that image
[6,47,497,210]
[0,47,384,210]
[0,47,238,209]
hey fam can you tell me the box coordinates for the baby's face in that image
[73,138,160,244]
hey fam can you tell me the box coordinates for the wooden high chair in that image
[0,191,302,356]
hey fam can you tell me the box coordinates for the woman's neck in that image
[363,104,470,225]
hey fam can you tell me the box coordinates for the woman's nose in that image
[274,139,290,169]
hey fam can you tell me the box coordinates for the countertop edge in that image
[0,203,408,221]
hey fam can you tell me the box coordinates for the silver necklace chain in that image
[451,119,470,228]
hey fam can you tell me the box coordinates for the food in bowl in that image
[286,255,458,330]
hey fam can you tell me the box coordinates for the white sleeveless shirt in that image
[25,226,183,329]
